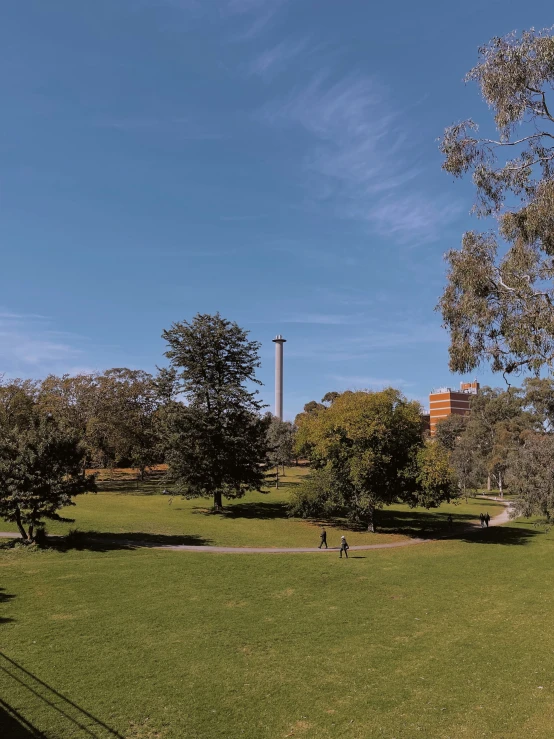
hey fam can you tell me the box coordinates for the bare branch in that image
[482,132,554,146]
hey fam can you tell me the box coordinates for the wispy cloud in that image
[248,37,308,78]
[283,320,448,361]
[281,312,366,326]
[330,374,412,390]
[262,73,461,243]
[0,311,86,376]
[225,0,288,39]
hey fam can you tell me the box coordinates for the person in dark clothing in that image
[480,513,485,528]
[485,512,490,528]
[318,528,328,549]
[339,535,349,558]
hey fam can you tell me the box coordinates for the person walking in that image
[479,513,485,528]
[318,528,328,549]
[339,535,349,559]
[485,512,490,528]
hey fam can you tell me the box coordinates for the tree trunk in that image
[367,507,375,533]
[14,509,28,540]
[282,464,286,476]
[487,474,491,492]
[275,467,279,489]
[213,490,223,511]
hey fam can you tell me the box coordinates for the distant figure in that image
[485,512,491,528]
[447,514,453,531]
[480,513,485,528]
[339,535,349,559]
[318,528,328,549]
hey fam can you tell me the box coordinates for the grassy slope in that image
[0,467,506,548]
[2,520,554,738]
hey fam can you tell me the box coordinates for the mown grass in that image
[1,518,554,738]
[0,467,505,548]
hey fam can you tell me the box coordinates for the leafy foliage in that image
[439,28,554,376]
[415,441,459,508]
[0,379,95,540]
[266,415,296,486]
[162,313,270,509]
[290,389,428,531]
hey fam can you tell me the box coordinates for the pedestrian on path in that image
[318,528,328,549]
[480,513,485,528]
[339,535,349,559]
[485,512,490,528]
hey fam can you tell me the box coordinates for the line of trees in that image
[435,379,554,520]
[0,313,293,539]
[291,389,456,531]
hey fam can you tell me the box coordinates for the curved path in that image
[0,498,512,554]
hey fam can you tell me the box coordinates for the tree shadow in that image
[454,523,540,546]
[302,508,540,547]
[0,587,16,625]
[0,652,125,738]
[0,700,47,738]
[193,501,289,521]
[48,531,212,553]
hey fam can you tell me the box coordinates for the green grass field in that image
[2,470,551,738]
[0,467,506,548]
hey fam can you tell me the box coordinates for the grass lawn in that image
[2,519,554,738]
[0,467,506,548]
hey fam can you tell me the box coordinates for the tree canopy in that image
[162,313,270,509]
[0,379,95,540]
[439,27,554,377]
[290,389,433,531]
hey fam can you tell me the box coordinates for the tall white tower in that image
[272,335,286,420]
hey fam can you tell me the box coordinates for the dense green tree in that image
[290,389,426,531]
[321,391,340,406]
[162,313,270,510]
[449,433,482,499]
[507,432,554,519]
[415,441,459,508]
[462,387,528,495]
[434,414,468,452]
[0,381,95,541]
[439,28,554,377]
[266,415,296,487]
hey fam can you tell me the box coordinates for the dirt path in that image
[0,501,513,553]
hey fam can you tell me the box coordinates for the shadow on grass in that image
[50,531,212,553]
[305,508,541,547]
[95,479,166,495]
[0,587,16,625]
[0,653,125,738]
[455,523,540,546]
[0,700,47,738]
[193,501,289,520]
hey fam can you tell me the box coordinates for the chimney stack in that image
[272,335,286,420]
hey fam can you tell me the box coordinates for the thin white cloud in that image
[224,0,288,39]
[262,73,460,243]
[330,374,412,390]
[0,311,84,376]
[248,38,308,78]
[282,312,366,326]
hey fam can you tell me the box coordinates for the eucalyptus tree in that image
[439,28,554,377]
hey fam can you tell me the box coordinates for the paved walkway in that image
[0,500,512,553]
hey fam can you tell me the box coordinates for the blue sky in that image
[1,0,552,418]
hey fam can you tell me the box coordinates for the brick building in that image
[429,381,479,436]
